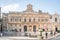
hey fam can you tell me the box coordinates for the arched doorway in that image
[24,25,28,36]
[55,27,58,32]
[24,25,27,32]
[33,25,36,32]
[19,29,21,32]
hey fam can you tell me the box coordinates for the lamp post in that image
[45,28,48,39]
[39,28,43,39]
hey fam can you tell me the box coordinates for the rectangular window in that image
[33,18,35,22]
[38,18,40,21]
[55,18,57,22]
[20,18,21,21]
[46,19,48,21]
[24,18,26,22]
[15,18,17,21]
[29,18,31,22]
[11,18,14,21]
[10,17,14,22]
[42,19,44,21]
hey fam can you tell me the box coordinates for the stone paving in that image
[0,37,39,40]
[48,36,60,40]
[0,33,59,40]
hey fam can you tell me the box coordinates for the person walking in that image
[45,32,48,38]
[50,31,53,36]
[54,31,56,35]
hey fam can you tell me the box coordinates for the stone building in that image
[0,7,2,31]
[2,4,60,35]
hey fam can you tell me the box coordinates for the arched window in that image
[46,19,48,21]
[42,19,44,22]
[38,18,40,21]
[55,18,57,22]
[19,18,21,21]
[19,29,21,32]
[11,17,14,21]
[33,18,35,22]
[24,25,27,32]
[29,18,31,22]
[24,18,26,22]
[14,29,17,32]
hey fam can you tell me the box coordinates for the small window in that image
[24,18,26,22]
[33,18,35,22]
[15,18,17,21]
[29,25,32,27]
[42,19,44,21]
[11,18,13,21]
[20,18,21,21]
[11,17,14,21]
[46,19,48,21]
[38,18,40,21]
[29,18,31,22]
[14,29,17,32]
[19,29,21,32]
[50,15,52,19]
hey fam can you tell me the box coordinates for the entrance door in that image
[24,25,27,32]
[33,25,36,32]
[24,25,27,36]
[55,27,57,32]
[19,29,21,32]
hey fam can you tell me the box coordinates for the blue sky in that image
[0,0,60,14]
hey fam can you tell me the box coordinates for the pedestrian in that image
[45,32,48,38]
[50,31,53,36]
[54,31,56,35]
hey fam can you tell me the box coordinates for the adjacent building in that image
[0,7,2,31]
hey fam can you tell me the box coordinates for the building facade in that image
[0,7,2,31]
[2,4,60,35]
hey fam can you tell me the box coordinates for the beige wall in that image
[2,4,60,33]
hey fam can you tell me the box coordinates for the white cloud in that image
[1,4,19,13]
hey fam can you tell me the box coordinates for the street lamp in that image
[39,28,43,39]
